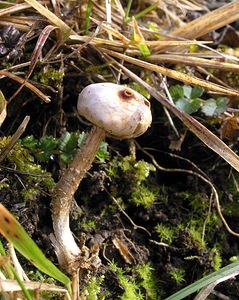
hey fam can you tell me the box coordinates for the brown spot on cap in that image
[118,88,137,102]
[144,99,150,107]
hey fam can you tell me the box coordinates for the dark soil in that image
[1,2,239,299]
[2,74,239,299]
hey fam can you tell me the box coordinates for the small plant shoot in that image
[169,84,227,116]
[0,204,72,294]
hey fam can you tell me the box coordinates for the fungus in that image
[51,83,152,276]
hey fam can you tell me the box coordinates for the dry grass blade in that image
[0,18,34,32]
[0,2,31,17]
[143,41,210,47]
[0,70,50,103]
[0,280,70,299]
[0,116,30,163]
[111,60,239,172]
[103,49,239,96]
[147,54,239,72]
[70,34,209,51]
[178,0,207,11]
[0,90,7,128]
[24,0,73,36]
[8,244,29,282]
[83,19,131,44]
[170,1,239,40]
[9,25,59,101]
[28,25,60,78]
[87,18,211,50]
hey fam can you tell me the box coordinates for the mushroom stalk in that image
[51,125,105,273]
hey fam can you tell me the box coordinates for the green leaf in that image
[214,97,227,115]
[165,261,239,300]
[176,98,201,114]
[190,86,204,99]
[85,0,93,34]
[37,136,58,162]
[0,204,72,295]
[137,44,151,57]
[59,131,78,163]
[96,141,109,163]
[21,135,38,149]
[77,132,88,147]
[169,85,184,100]
[182,85,192,99]
[21,135,58,162]
[201,98,227,117]
[201,99,217,116]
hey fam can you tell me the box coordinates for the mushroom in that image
[78,82,152,140]
[51,83,152,277]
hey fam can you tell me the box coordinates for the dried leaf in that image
[0,90,7,127]
[112,237,135,264]
[220,115,239,141]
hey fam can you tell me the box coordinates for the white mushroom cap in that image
[77,83,152,139]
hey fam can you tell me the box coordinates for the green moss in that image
[130,184,157,208]
[169,268,185,284]
[135,263,159,300]
[21,187,40,201]
[109,262,161,299]
[0,182,9,189]
[108,155,155,183]
[176,191,209,217]
[86,276,107,300]
[223,201,239,218]
[81,218,97,231]
[187,224,206,249]
[211,247,222,271]
[174,191,223,247]
[34,65,64,86]
[0,137,55,201]
[107,155,157,208]
[155,224,175,244]
[110,263,144,300]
